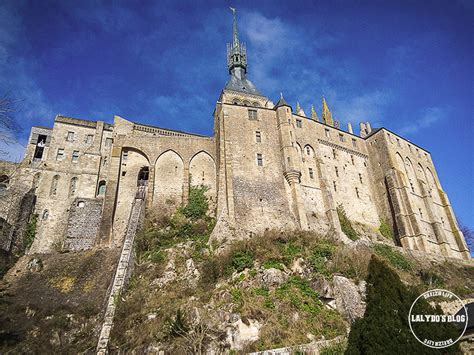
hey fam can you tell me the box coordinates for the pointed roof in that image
[311,104,319,121]
[275,93,291,108]
[321,96,333,126]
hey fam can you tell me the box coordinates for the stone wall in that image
[63,198,103,251]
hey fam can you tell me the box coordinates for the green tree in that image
[346,256,460,354]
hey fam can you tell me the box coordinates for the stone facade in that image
[0,12,470,260]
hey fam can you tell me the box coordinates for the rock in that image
[261,268,288,287]
[147,313,157,320]
[226,317,261,350]
[291,257,305,275]
[332,275,366,322]
[27,258,43,272]
[151,259,176,287]
[311,276,333,299]
[185,258,200,287]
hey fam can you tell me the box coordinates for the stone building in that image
[0,11,469,260]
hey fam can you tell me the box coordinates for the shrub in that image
[379,219,393,240]
[336,205,358,241]
[308,240,336,275]
[374,244,412,271]
[180,185,209,220]
[24,214,38,251]
[169,309,189,337]
[231,250,254,272]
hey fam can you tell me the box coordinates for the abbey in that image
[0,12,470,260]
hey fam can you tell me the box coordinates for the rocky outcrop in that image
[333,276,366,322]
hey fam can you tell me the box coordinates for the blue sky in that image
[1,0,473,228]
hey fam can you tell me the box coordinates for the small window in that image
[105,138,113,147]
[255,131,261,143]
[410,181,415,193]
[352,138,357,148]
[103,157,108,167]
[72,150,79,162]
[66,131,75,142]
[350,155,354,165]
[86,134,94,144]
[355,187,360,198]
[416,148,420,157]
[408,144,412,152]
[396,138,400,147]
[122,171,126,176]
[306,146,311,156]
[359,173,363,184]
[42,209,49,220]
[69,177,78,196]
[333,181,337,192]
[339,133,344,142]
[296,119,302,128]
[77,201,85,208]
[97,180,106,196]
[248,109,258,120]
[309,168,314,179]
[441,217,444,225]
[325,128,330,138]
[332,149,337,159]
[257,153,263,166]
[122,150,129,160]
[419,208,423,219]
[335,166,339,177]
[50,175,59,196]
[56,148,65,161]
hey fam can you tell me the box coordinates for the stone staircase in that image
[96,187,145,354]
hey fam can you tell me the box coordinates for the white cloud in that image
[399,106,446,135]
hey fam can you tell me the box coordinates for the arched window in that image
[0,175,9,194]
[304,145,314,157]
[97,180,106,196]
[50,175,60,196]
[42,209,49,220]
[232,99,241,105]
[137,167,149,186]
[69,177,78,197]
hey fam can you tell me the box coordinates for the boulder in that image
[226,316,261,350]
[332,275,366,322]
[260,268,288,287]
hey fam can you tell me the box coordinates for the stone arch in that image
[154,150,184,211]
[416,163,425,181]
[232,98,241,105]
[189,151,217,210]
[394,153,407,185]
[404,157,417,193]
[243,100,251,106]
[123,147,150,165]
[252,101,260,107]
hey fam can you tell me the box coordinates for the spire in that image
[230,7,239,47]
[311,104,319,121]
[296,101,301,112]
[275,92,291,108]
[227,7,247,75]
[321,96,333,126]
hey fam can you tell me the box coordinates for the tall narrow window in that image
[339,133,344,142]
[335,166,339,177]
[325,128,330,138]
[441,217,444,225]
[350,155,354,165]
[352,138,357,148]
[359,173,363,184]
[248,109,258,120]
[255,131,261,143]
[66,131,75,142]
[306,146,311,156]
[86,134,94,144]
[396,138,401,147]
[122,150,129,160]
[333,181,337,192]
[296,119,302,128]
[410,181,415,193]
[408,144,412,152]
[103,157,108,167]
[332,149,337,159]
[355,187,360,198]
[257,153,263,166]
[97,180,106,196]
[309,168,314,179]
[419,208,423,219]
[69,177,78,197]
[50,175,59,196]
[56,148,64,161]
[72,150,79,162]
[42,209,49,220]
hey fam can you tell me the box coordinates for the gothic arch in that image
[189,151,217,208]
[155,149,184,166]
[122,147,150,165]
[303,144,315,157]
[154,150,184,210]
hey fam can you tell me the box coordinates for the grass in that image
[336,205,358,241]
[374,244,412,271]
[24,213,38,251]
[379,219,393,240]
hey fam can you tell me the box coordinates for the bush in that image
[379,219,393,240]
[231,250,254,272]
[168,309,189,337]
[180,185,209,220]
[374,244,412,271]
[308,240,336,275]
[336,205,358,241]
[24,214,38,251]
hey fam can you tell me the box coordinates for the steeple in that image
[311,104,319,121]
[227,7,247,76]
[224,7,262,96]
[321,97,333,126]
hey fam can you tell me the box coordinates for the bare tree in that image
[0,94,19,158]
